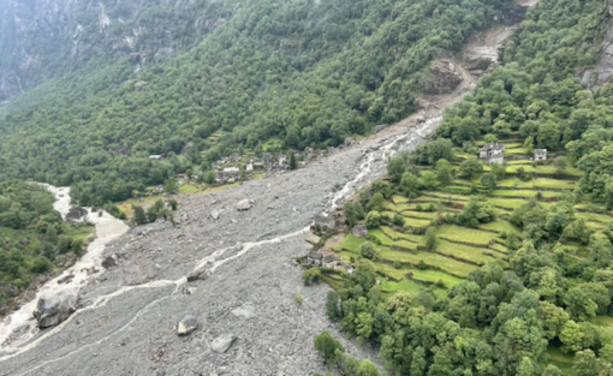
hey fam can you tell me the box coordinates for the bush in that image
[365,211,382,229]
[435,279,446,289]
[57,235,73,254]
[344,202,365,227]
[425,227,438,251]
[393,260,403,269]
[294,293,303,305]
[360,242,379,260]
[326,291,341,321]
[416,204,423,211]
[417,260,428,270]
[303,268,322,286]
[29,257,51,274]
[393,214,405,227]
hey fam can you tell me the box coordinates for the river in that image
[0,185,129,353]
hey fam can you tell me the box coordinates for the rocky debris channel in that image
[0,111,447,375]
[0,10,535,373]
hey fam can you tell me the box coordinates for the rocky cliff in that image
[0,0,236,106]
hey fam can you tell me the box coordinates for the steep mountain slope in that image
[0,0,237,106]
[0,0,514,205]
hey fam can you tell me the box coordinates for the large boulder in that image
[177,316,199,336]
[231,303,255,319]
[211,334,237,353]
[422,59,463,95]
[34,291,78,329]
[236,199,251,211]
[210,210,220,220]
[187,265,211,282]
[352,225,368,238]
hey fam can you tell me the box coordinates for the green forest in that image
[0,180,93,314]
[309,0,613,375]
[0,0,508,205]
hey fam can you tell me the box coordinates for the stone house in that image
[488,150,504,166]
[322,254,342,269]
[534,149,547,161]
[479,142,506,159]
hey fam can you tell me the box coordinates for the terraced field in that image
[328,137,613,298]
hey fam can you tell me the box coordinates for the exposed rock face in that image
[581,2,613,90]
[210,334,237,353]
[33,291,77,329]
[0,0,237,105]
[236,199,251,211]
[177,316,199,336]
[422,59,463,95]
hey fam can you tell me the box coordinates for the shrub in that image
[393,260,403,269]
[425,227,438,251]
[393,214,405,227]
[417,260,427,270]
[360,242,379,260]
[303,268,321,286]
[294,293,303,305]
[365,211,382,229]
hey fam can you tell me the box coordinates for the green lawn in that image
[496,178,576,190]
[437,239,506,266]
[491,189,560,199]
[545,346,575,376]
[379,247,478,278]
[392,195,409,204]
[437,225,497,246]
[478,219,521,235]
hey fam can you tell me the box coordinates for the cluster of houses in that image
[478,142,547,165]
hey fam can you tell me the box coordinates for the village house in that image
[278,155,289,169]
[479,142,506,159]
[149,155,164,160]
[245,162,254,172]
[153,185,165,194]
[534,149,547,161]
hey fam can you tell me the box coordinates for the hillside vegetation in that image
[315,0,613,375]
[0,0,509,205]
[0,181,93,315]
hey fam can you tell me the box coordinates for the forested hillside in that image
[313,0,613,375]
[0,0,511,205]
[0,181,92,315]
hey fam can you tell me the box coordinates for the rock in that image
[34,291,78,329]
[352,225,368,238]
[344,137,354,147]
[18,238,29,246]
[177,316,199,336]
[187,265,211,282]
[210,334,237,353]
[231,303,255,319]
[373,124,389,133]
[210,210,220,220]
[236,199,251,211]
[57,274,75,284]
[422,59,463,95]
[312,214,335,232]
[305,232,321,245]
[102,255,118,269]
